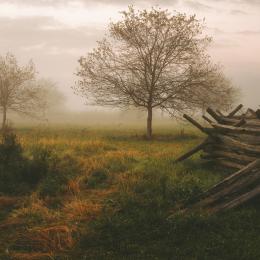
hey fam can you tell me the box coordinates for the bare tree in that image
[0,53,46,129]
[74,7,237,139]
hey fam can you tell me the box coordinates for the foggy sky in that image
[0,0,259,110]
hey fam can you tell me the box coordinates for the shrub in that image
[0,130,30,194]
[0,130,23,165]
[0,131,82,196]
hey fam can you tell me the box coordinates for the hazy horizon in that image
[1,0,259,112]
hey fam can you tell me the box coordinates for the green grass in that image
[0,126,259,259]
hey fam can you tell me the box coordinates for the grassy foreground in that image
[0,126,260,260]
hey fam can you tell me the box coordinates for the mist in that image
[0,0,259,125]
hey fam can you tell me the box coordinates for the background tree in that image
[74,7,237,139]
[0,53,46,129]
[38,78,66,113]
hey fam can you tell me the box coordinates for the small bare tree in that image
[74,7,236,139]
[0,53,46,129]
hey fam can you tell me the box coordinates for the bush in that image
[0,131,82,196]
[0,130,23,165]
[0,130,30,194]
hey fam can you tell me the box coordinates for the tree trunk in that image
[2,106,7,130]
[147,106,153,140]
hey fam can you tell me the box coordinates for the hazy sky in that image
[0,0,259,110]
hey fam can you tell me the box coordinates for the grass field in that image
[0,126,260,260]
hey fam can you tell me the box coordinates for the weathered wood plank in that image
[181,105,260,213]
[211,123,260,136]
[183,114,207,134]
[211,184,260,213]
[202,115,213,124]
[194,170,260,210]
[215,159,244,170]
[244,120,260,129]
[200,160,260,198]
[175,140,208,163]
[234,118,246,127]
[227,104,243,117]
[244,108,258,119]
[225,133,260,145]
[201,150,258,164]
[216,135,260,155]
[206,107,222,122]
[256,109,260,119]
[216,109,225,117]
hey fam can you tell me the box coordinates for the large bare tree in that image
[74,7,236,139]
[0,53,46,129]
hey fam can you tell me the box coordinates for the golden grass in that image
[63,198,102,222]
[13,225,77,254]
[10,252,54,260]
[11,194,59,223]
[117,171,143,194]
[67,179,81,195]
[80,149,144,177]
[20,137,107,151]
[0,127,202,258]
[104,149,143,158]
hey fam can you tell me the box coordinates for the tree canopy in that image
[0,53,46,129]
[74,7,237,139]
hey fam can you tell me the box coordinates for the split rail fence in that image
[176,105,260,213]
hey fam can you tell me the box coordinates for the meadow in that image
[0,125,260,260]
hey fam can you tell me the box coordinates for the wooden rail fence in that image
[176,104,260,213]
